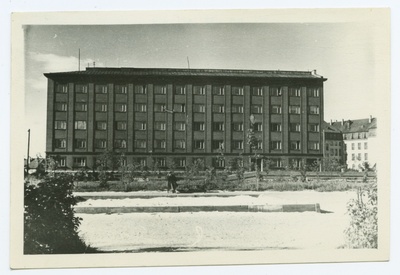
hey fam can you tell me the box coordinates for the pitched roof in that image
[330,118,377,133]
[322,121,342,133]
[44,67,326,80]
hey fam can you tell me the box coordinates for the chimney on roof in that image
[341,119,344,126]
[369,115,372,123]
[330,119,333,125]
[311,69,317,75]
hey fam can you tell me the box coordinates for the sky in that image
[24,22,387,157]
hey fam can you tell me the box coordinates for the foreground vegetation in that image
[24,173,97,254]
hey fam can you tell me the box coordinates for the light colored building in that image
[331,117,377,171]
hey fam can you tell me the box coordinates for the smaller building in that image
[330,116,377,171]
[322,122,346,171]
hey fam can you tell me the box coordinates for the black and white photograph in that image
[8,8,392,271]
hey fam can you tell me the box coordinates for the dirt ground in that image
[77,191,356,252]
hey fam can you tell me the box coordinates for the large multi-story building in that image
[45,67,327,170]
[330,117,377,170]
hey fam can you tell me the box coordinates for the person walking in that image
[166,171,178,193]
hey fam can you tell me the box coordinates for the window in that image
[96,85,108,94]
[232,104,244,113]
[257,141,263,150]
[135,140,147,149]
[290,123,301,132]
[251,105,263,114]
[270,87,282,96]
[289,105,301,114]
[155,158,166,167]
[254,123,263,132]
[116,104,127,112]
[233,122,244,131]
[154,85,167,94]
[252,87,263,96]
[154,104,166,112]
[193,104,205,113]
[271,105,282,114]
[135,104,147,112]
[73,157,86,167]
[177,158,186,167]
[75,139,87,149]
[154,140,166,149]
[365,153,368,161]
[75,84,88,94]
[135,85,147,94]
[213,122,224,131]
[213,104,225,113]
[57,84,68,93]
[271,141,282,150]
[193,85,206,95]
[289,87,301,97]
[308,124,320,132]
[309,106,320,115]
[352,154,355,161]
[175,85,186,95]
[175,122,186,131]
[193,122,205,131]
[116,121,127,130]
[95,104,107,112]
[96,121,107,130]
[351,143,355,150]
[54,120,67,130]
[174,140,186,149]
[174,104,186,113]
[212,140,224,150]
[95,139,107,149]
[358,143,361,150]
[308,141,320,150]
[290,158,302,169]
[74,121,87,130]
[364,142,368,149]
[232,86,244,96]
[307,87,320,97]
[357,153,361,160]
[194,140,205,149]
[271,123,282,132]
[272,159,283,168]
[213,85,225,95]
[115,139,127,149]
[54,139,66,148]
[55,102,68,111]
[58,157,66,167]
[232,140,244,150]
[120,158,127,167]
[155,122,166,131]
[115,85,128,94]
[290,141,301,150]
[213,158,225,168]
[75,103,87,112]
[135,158,147,167]
[135,122,146,130]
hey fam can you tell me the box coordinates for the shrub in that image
[345,183,378,248]
[24,173,96,254]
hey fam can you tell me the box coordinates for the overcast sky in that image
[24,22,386,157]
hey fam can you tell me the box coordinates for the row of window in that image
[55,102,320,115]
[55,120,320,133]
[57,84,321,97]
[344,132,368,140]
[54,138,320,151]
[351,153,368,161]
[349,142,368,150]
[57,156,312,169]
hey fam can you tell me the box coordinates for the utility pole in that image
[26,129,30,173]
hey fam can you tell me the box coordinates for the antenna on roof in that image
[187,56,190,69]
[78,48,81,71]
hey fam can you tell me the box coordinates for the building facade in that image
[330,117,377,170]
[322,121,346,170]
[45,67,327,170]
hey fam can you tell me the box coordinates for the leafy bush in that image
[24,173,96,254]
[345,183,378,248]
